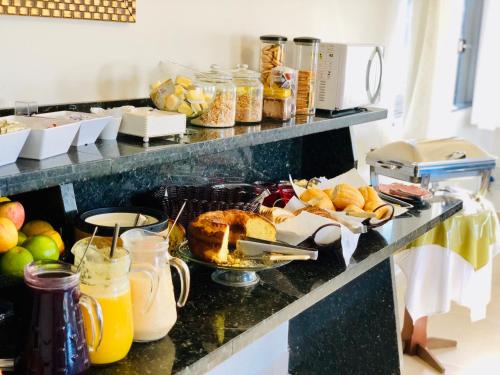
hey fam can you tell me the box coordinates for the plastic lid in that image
[293,37,321,44]
[260,35,288,42]
[232,64,260,79]
[197,64,232,82]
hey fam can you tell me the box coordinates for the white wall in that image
[0,0,399,108]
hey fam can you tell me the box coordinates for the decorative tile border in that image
[0,0,136,23]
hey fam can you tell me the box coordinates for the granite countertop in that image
[0,109,387,196]
[91,195,462,375]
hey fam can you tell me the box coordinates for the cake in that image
[187,209,276,264]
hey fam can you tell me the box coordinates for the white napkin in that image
[276,212,360,265]
[284,196,306,212]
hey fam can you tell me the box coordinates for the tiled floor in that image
[396,253,500,374]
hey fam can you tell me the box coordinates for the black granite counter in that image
[0,109,386,197]
[89,195,462,375]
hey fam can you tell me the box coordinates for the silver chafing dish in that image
[366,137,497,195]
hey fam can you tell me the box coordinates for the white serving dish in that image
[1,116,80,160]
[120,107,186,143]
[36,111,111,146]
[91,106,135,140]
[0,124,31,166]
[99,116,121,140]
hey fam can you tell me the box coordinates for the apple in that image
[0,201,25,230]
[0,217,18,253]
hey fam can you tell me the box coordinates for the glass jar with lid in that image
[259,35,287,85]
[190,64,236,128]
[293,37,321,115]
[263,66,297,121]
[232,64,264,124]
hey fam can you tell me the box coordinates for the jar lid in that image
[232,64,260,79]
[197,64,232,82]
[260,35,288,42]
[293,36,321,44]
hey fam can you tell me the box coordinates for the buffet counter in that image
[1,102,461,374]
[90,195,462,374]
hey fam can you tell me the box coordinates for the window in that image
[453,0,485,109]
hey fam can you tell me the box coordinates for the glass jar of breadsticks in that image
[259,35,287,85]
[232,64,264,124]
[292,37,320,115]
[190,65,236,128]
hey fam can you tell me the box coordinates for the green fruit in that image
[17,231,27,246]
[23,235,59,261]
[0,246,34,277]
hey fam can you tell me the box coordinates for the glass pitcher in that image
[121,228,190,342]
[71,237,134,365]
[21,260,102,375]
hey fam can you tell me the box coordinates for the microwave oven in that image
[315,43,383,113]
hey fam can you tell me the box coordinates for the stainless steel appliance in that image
[366,138,497,195]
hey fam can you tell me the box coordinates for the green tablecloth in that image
[406,199,498,270]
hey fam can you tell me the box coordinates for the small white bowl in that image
[3,116,81,160]
[91,106,136,140]
[99,116,121,140]
[36,111,111,146]
[0,125,31,166]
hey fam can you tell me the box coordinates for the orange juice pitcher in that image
[121,229,190,342]
[72,237,134,365]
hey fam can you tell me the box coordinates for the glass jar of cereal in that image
[190,65,236,128]
[232,64,264,124]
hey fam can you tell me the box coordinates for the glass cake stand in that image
[176,242,290,287]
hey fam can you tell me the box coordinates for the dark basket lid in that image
[293,36,321,44]
[260,35,288,42]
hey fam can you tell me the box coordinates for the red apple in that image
[0,201,25,230]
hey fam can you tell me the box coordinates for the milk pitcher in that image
[121,229,190,342]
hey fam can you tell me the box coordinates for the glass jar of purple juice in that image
[20,260,102,375]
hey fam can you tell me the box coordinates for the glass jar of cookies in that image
[259,35,287,85]
[293,37,320,115]
[190,65,236,128]
[232,64,264,124]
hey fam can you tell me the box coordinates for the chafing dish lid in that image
[367,137,496,165]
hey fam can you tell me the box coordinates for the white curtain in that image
[470,0,500,130]
[403,0,464,139]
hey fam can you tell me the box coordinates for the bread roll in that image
[300,188,334,210]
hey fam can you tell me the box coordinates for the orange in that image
[22,220,54,237]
